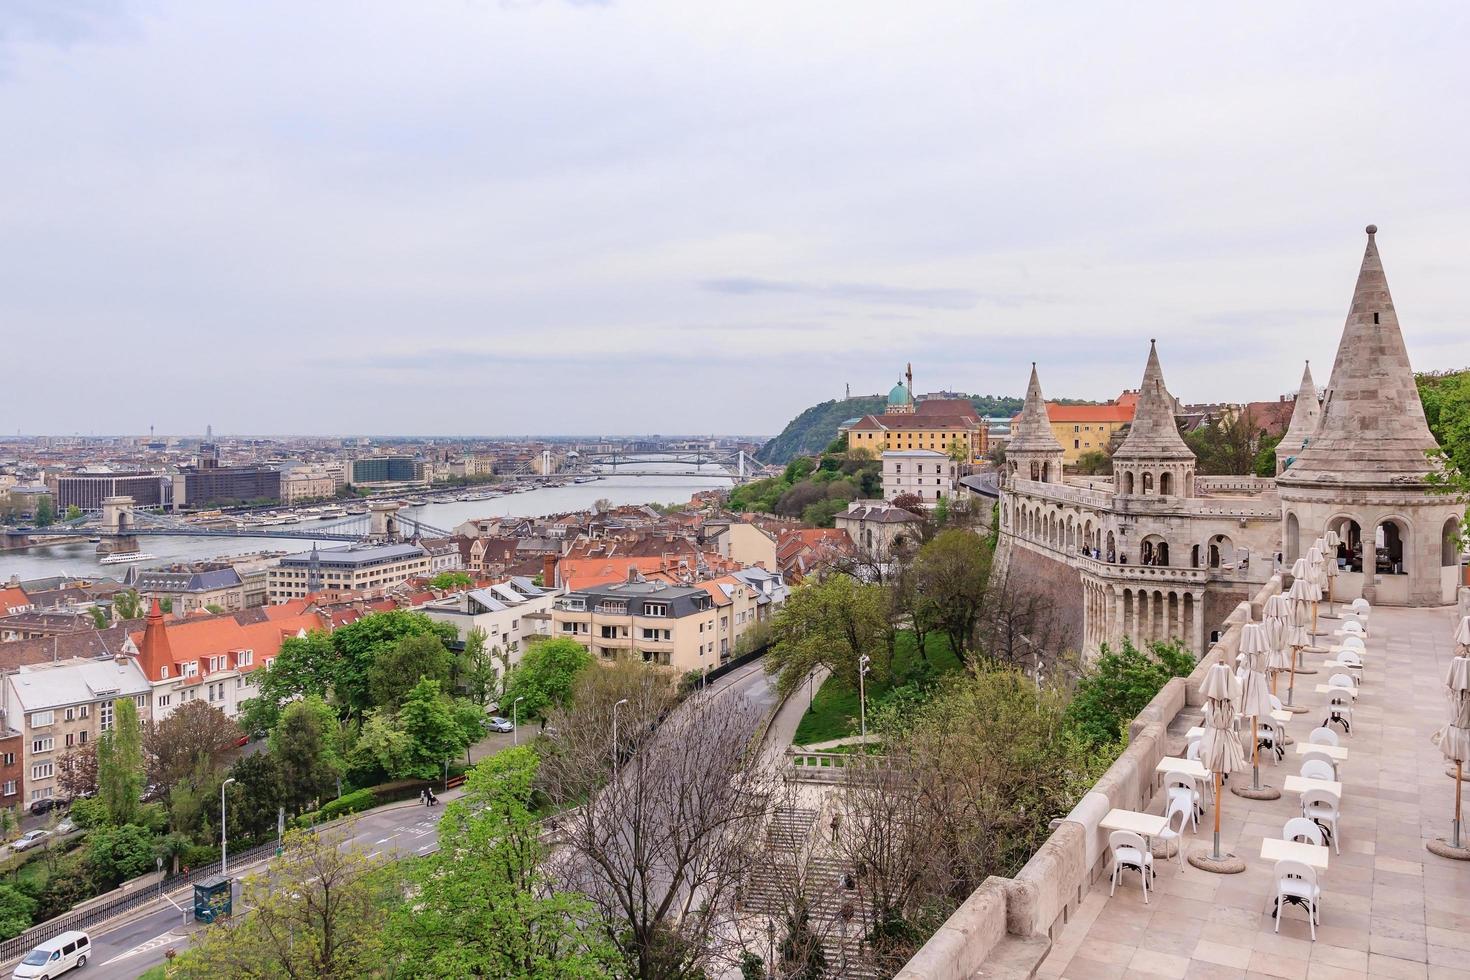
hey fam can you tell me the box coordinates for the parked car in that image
[54,819,76,836]
[11,830,52,853]
[27,798,58,816]
[484,716,514,734]
[11,930,90,978]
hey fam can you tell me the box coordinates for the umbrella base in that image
[1231,783,1281,801]
[1426,839,1470,861]
[1188,849,1246,874]
[1283,703,1311,714]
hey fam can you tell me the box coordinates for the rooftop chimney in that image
[543,554,557,589]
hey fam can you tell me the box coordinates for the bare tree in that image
[539,672,778,980]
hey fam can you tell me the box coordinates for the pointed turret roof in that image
[1278,226,1440,487]
[137,598,173,681]
[1112,341,1194,461]
[1007,363,1065,454]
[1278,361,1320,458]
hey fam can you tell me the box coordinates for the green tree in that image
[367,633,452,710]
[383,747,616,978]
[171,825,392,980]
[159,597,173,614]
[1064,638,1195,749]
[89,606,108,629]
[112,589,143,621]
[63,504,83,523]
[83,823,156,889]
[458,627,498,707]
[271,696,342,814]
[1074,449,1112,476]
[0,883,36,940]
[225,753,288,846]
[240,630,337,736]
[329,611,457,719]
[34,497,54,527]
[766,574,893,695]
[429,571,473,590]
[352,709,414,781]
[913,529,993,664]
[96,698,145,826]
[502,637,593,721]
[1253,432,1283,477]
[398,679,469,780]
[144,700,242,800]
[1420,369,1470,542]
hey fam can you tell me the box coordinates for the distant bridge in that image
[496,447,753,482]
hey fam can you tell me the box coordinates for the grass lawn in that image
[792,631,961,745]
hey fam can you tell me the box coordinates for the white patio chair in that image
[1300,748,1339,780]
[1157,796,1192,869]
[1301,787,1342,854]
[1185,737,1203,763]
[1257,718,1284,763]
[1108,830,1154,902]
[1282,817,1326,846]
[1308,727,1339,747]
[1273,859,1322,939]
[1323,691,1353,735]
[1337,649,1363,684]
[1339,634,1366,652]
[1299,759,1335,782]
[1165,770,1203,823]
[1341,619,1365,638]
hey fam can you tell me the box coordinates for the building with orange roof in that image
[0,586,32,617]
[1009,392,1137,464]
[843,372,991,463]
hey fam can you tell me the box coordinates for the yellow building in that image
[843,376,989,462]
[1009,391,1137,464]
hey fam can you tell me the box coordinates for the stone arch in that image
[1141,534,1169,567]
[1445,516,1462,567]
[1142,471,1154,495]
[1327,515,1363,571]
[1106,530,1116,562]
[1208,533,1234,569]
[1160,471,1173,496]
[1374,517,1410,575]
[1123,471,1135,495]
[1285,512,1300,563]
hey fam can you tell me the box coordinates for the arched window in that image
[1124,471,1135,495]
[1030,461,1040,481]
[1208,534,1234,569]
[1106,531,1117,562]
[1041,462,1050,483]
[1160,471,1173,496]
[1443,517,1461,567]
[1142,472,1154,495]
[1330,517,1362,572]
[1285,513,1300,564]
[1190,544,1200,568]
[1375,519,1408,575]
[1141,536,1170,566]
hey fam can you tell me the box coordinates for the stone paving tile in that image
[1030,605,1469,980]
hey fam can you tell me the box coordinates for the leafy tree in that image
[1074,450,1112,476]
[398,679,469,780]
[429,571,473,590]
[97,698,145,826]
[766,573,893,695]
[159,597,173,614]
[165,759,221,844]
[352,709,414,781]
[89,606,108,629]
[1183,409,1266,475]
[890,492,924,514]
[34,497,54,527]
[913,529,993,663]
[271,696,341,815]
[144,700,242,799]
[367,633,452,710]
[57,744,98,799]
[458,627,498,707]
[1253,432,1283,477]
[383,747,616,977]
[1420,369,1470,542]
[240,630,337,736]
[329,611,457,719]
[112,589,143,621]
[67,796,110,830]
[0,883,35,940]
[0,808,14,843]
[226,753,288,846]
[1064,638,1195,749]
[63,504,83,522]
[171,824,392,980]
[502,637,593,721]
[84,823,156,889]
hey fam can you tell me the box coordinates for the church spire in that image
[1007,363,1064,453]
[1277,361,1320,468]
[1278,225,1440,486]
[1112,340,1194,461]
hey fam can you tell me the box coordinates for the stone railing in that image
[1195,475,1276,495]
[1010,534,1209,587]
[895,575,1283,980]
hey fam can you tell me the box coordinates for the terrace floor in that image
[1036,603,1470,980]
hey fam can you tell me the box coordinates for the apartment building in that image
[268,543,430,602]
[281,467,338,504]
[3,657,152,807]
[421,578,558,666]
[551,581,719,671]
[881,449,957,506]
[129,566,246,615]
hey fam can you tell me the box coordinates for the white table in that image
[1295,742,1348,762]
[1283,775,1343,797]
[1262,836,1330,871]
[1155,757,1208,781]
[1101,808,1168,838]
[1314,683,1359,700]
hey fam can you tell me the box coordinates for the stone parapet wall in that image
[896,574,1283,977]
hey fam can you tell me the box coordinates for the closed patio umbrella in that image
[1306,544,1328,640]
[1321,528,1342,617]
[1190,658,1247,872]
[1263,593,1294,690]
[1286,575,1319,677]
[1235,623,1279,799]
[1429,625,1470,860]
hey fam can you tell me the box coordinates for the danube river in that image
[0,468,734,581]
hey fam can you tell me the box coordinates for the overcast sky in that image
[2,2,1467,437]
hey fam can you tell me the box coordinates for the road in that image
[73,660,777,979]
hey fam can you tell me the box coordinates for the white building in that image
[881,449,957,506]
[420,578,560,665]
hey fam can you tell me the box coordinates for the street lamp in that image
[220,777,237,877]
[512,696,525,746]
[612,698,630,782]
[858,655,871,739]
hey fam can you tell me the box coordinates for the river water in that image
[1,468,734,581]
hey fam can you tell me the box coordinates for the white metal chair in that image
[1308,727,1339,747]
[1339,634,1366,652]
[1300,748,1339,780]
[1185,737,1203,763]
[1337,649,1363,684]
[1350,597,1370,616]
[1157,796,1192,869]
[1323,691,1353,735]
[1165,771,1203,825]
[1273,859,1322,939]
[1257,718,1284,763]
[1282,817,1326,846]
[1341,619,1365,638]
[1270,693,1286,712]
[1300,787,1342,854]
[1299,758,1335,781]
[1108,830,1154,902]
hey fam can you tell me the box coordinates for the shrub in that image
[1064,638,1195,749]
[67,796,109,830]
[320,788,376,821]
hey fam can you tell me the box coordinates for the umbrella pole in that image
[1251,714,1261,790]
[1456,760,1464,850]
[1286,648,1299,707]
[1212,771,1223,859]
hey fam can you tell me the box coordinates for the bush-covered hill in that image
[756,394,1027,464]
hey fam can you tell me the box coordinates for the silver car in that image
[484,716,514,733]
[10,830,51,853]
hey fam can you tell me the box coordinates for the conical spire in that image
[1279,361,1320,457]
[138,598,174,681]
[1112,340,1194,461]
[1278,226,1440,486]
[1007,363,1065,453]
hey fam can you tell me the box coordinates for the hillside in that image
[756,394,1027,464]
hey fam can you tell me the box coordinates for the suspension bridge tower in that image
[98,496,141,556]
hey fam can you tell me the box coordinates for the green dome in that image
[888,381,912,405]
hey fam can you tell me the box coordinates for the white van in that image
[11,931,90,978]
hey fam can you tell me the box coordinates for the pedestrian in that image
[830,813,841,844]
[420,788,427,807]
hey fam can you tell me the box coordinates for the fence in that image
[0,839,280,964]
